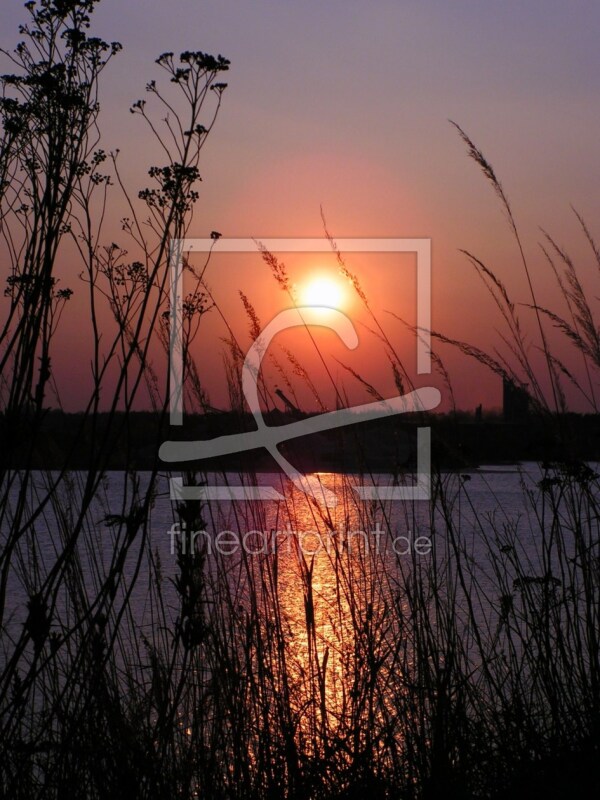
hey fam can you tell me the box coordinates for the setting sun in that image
[301,275,344,309]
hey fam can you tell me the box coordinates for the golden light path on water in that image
[274,481,379,732]
[204,470,424,749]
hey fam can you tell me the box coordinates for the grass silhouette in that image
[0,3,599,799]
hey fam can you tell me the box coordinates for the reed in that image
[1,4,599,798]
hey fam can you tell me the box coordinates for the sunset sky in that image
[3,0,600,412]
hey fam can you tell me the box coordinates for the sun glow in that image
[301,276,344,309]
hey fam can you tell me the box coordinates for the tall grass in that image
[1,4,599,799]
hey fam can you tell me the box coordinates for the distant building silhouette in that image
[503,378,529,423]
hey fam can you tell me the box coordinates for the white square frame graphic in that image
[165,238,433,501]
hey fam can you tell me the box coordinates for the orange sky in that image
[3,0,600,414]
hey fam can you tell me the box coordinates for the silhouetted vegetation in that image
[1,3,599,799]
[4,407,600,471]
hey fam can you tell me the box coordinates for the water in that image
[1,464,565,697]
[2,462,598,785]
[0,464,558,631]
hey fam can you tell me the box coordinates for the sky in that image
[2,0,600,413]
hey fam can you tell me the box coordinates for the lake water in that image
[1,464,568,678]
[2,462,597,792]
[1,464,564,621]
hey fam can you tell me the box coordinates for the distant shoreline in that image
[3,408,599,472]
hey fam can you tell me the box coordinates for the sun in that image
[300,275,344,309]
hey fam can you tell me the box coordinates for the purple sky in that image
[2,0,600,411]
